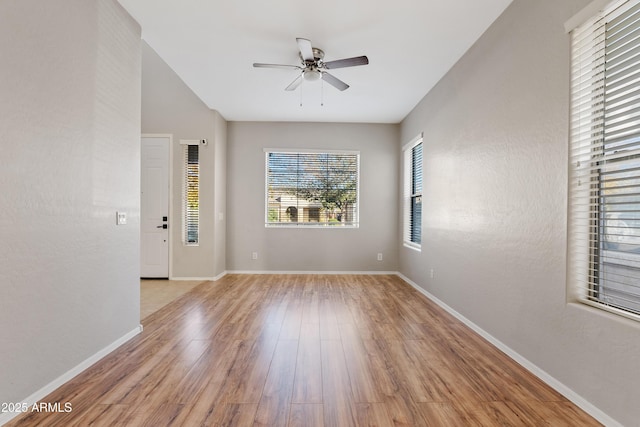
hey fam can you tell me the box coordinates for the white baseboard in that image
[395,273,621,427]
[169,272,226,282]
[225,270,398,275]
[0,325,143,427]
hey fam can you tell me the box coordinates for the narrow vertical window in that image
[184,144,199,245]
[403,134,423,249]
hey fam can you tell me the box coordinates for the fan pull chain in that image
[321,79,324,106]
[299,83,303,107]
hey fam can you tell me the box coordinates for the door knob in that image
[156,224,168,229]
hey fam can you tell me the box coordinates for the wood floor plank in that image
[360,339,430,426]
[300,283,320,324]
[321,339,358,427]
[60,403,131,427]
[380,339,456,404]
[288,403,324,427]
[292,323,323,404]
[129,402,184,427]
[382,394,428,426]
[472,401,538,426]
[339,323,384,403]
[101,338,211,406]
[355,402,395,426]
[418,402,481,427]
[318,297,341,340]
[253,339,298,426]
[279,298,303,340]
[5,274,601,427]
[169,339,250,425]
[523,401,603,427]
[223,331,280,404]
[208,402,258,427]
[168,335,242,405]
[403,338,482,405]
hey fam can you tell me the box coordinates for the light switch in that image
[116,211,127,225]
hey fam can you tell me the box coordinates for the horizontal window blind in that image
[184,144,199,244]
[403,136,423,249]
[569,0,640,317]
[265,150,359,227]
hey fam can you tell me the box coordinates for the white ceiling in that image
[118,0,513,124]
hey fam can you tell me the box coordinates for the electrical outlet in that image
[252,252,258,260]
[430,268,434,279]
[377,253,383,261]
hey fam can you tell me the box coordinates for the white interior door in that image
[141,136,170,278]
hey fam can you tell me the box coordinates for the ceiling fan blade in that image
[285,74,303,91]
[253,63,302,70]
[296,38,315,62]
[322,72,349,91]
[323,56,369,69]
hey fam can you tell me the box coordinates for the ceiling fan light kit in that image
[253,38,369,93]
[303,68,321,81]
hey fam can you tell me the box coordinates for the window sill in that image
[403,242,421,252]
[265,223,359,229]
[574,298,640,324]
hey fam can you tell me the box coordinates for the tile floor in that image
[140,279,207,320]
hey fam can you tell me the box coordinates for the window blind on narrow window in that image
[265,150,359,227]
[184,144,199,245]
[411,142,423,245]
[403,135,423,249]
[569,0,640,318]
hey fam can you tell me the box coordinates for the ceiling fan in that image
[253,38,369,92]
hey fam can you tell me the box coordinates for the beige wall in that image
[0,0,141,408]
[213,112,228,277]
[399,0,640,425]
[227,121,399,272]
[141,42,227,279]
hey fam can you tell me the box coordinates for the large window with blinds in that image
[569,0,640,318]
[265,149,359,227]
[184,144,199,245]
[403,134,423,249]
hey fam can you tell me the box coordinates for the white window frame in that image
[403,133,423,250]
[567,0,640,321]
[264,148,360,228]
[180,140,200,246]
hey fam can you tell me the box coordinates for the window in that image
[403,134,423,249]
[265,149,359,227]
[183,143,199,245]
[568,0,640,318]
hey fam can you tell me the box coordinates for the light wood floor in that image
[8,274,600,426]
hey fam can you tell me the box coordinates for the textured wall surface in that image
[141,42,227,279]
[213,112,228,277]
[399,0,640,425]
[227,121,399,272]
[0,0,141,405]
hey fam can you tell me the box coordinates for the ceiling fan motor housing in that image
[300,47,325,64]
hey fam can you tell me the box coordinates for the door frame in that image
[141,133,174,279]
